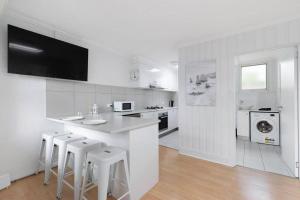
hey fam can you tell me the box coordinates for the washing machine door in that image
[256,120,273,133]
[250,112,280,145]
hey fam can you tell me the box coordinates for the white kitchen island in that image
[48,113,159,200]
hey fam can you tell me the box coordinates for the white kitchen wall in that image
[4,9,135,88]
[132,56,178,91]
[0,10,63,181]
[179,18,300,166]
[46,80,175,117]
[88,45,134,87]
[0,0,6,14]
[0,9,175,181]
[157,68,178,91]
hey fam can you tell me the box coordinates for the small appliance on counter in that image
[169,100,174,107]
[92,104,98,116]
[113,101,135,112]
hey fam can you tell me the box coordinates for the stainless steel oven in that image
[158,112,168,132]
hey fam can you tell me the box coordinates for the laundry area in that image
[235,47,299,177]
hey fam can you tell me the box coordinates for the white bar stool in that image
[53,134,86,198]
[81,146,130,200]
[57,139,101,200]
[36,131,71,184]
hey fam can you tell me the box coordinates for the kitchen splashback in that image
[46,80,176,117]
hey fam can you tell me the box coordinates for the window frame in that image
[240,63,268,91]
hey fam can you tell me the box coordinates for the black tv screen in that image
[8,25,88,81]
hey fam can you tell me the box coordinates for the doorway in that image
[235,47,299,177]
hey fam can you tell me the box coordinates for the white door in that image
[278,47,299,177]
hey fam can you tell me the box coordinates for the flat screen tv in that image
[8,25,88,81]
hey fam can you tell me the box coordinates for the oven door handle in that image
[159,116,168,119]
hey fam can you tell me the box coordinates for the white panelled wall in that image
[179,18,300,166]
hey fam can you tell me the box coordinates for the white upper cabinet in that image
[130,56,178,91]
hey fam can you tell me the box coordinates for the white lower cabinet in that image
[237,110,250,137]
[168,108,178,131]
[141,112,157,119]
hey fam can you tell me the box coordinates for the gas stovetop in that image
[145,106,164,110]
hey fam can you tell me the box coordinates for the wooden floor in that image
[1,146,300,200]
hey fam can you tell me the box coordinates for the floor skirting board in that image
[159,128,178,138]
[179,148,235,167]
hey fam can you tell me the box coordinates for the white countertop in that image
[48,107,177,134]
[238,109,280,113]
[114,106,178,115]
[47,112,159,134]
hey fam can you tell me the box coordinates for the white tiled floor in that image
[159,131,179,150]
[236,138,294,177]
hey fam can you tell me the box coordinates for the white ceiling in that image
[5,0,300,66]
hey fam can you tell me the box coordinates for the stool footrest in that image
[85,182,94,188]
[50,169,57,176]
[117,191,130,200]
[52,169,75,190]
[111,177,128,187]
[64,171,73,177]
[84,183,97,192]
[63,179,74,190]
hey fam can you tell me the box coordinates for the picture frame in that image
[185,60,216,106]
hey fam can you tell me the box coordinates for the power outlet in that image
[107,104,112,108]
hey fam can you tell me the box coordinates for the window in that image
[241,64,267,90]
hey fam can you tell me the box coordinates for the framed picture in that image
[185,60,216,106]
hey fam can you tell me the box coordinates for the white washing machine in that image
[250,111,280,145]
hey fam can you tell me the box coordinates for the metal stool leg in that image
[122,157,130,199]
[51,145,58,168]
[98,163,110,200]
[56,145,67,199]
[73,152,85,200]
[80,160,91,200]
[44,139,54,184]
[108,163,117,196]
[36,139,46,175]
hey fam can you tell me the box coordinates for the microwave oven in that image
[113,101,135,112]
